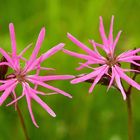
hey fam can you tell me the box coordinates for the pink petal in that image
[94,42,105,50]
[118,48,140,59]
[115,66,140,90]
[28,75,75,81]
[107,67,115,91]
[12,90,17,110]
[40,67,55,71]
[30,28,45,61]
[108,16,114,46]
[9,23,20,70]
[67,33,101,58]
[118,56,140,62]
[112,31,122,51]
[0,48,14,67]
[99,16,108,47]
[112,68,126,100]
[0,79,16,91]
[25,83,56,118]
[19,43,33,56]
[63,49,105,64]
[89,66,109,93]
[0,81,18,105]
[76,61,95,70]
[26,28,45,71]
[71,65,107,84]
[24,84,39,127]
[9,23,17,57]
[6,93,24,107]
[0,62,12,68]
[40,43,65,61]
[25,43,64,72]
[28,78,72,98]
[89,40,101,56]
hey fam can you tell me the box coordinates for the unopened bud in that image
[0,56,8,80]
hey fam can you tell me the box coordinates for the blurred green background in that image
[0,0,140,140]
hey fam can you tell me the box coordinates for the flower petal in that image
[0,81,18,105]
[28,78,72,98]
[89,65,109,93]
[25,83,56,118]
[112,67,126,100]
[115,66,140,90]
[67,33,98,57]
[28,75,75,82]
[9,23,17,57]
[71,65,107,84]
[24,84,39,128]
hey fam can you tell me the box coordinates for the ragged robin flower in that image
[63,16,140,100]
[0,23,74,127]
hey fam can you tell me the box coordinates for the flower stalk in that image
[126,94,133,140]
[17,104,30,140]
[125,73,137,140]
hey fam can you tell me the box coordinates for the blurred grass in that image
[0,0,140,140]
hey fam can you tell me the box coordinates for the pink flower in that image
[63,16,140,100]
[0,23,74,127]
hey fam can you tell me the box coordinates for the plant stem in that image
[10,95,30,140]
[126,94,133,140]
[16,105,30,140]
[125,73,136,140]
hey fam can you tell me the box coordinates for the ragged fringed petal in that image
[25,93,39,128]
[71,65,107,84]
[76,61,95,71]
[89,65,109,93]
[28,78,72,98]
[23,83,39,127]
[27,75,75,82]
[99,16,109,53]
[0,79,17,91]
[112,31,122,53]
[115,66,140,90]
[9,23,20,70]
[117,48,140,59]
[40,43,65,61]
[63,49,105,64]
[30,28,45,61]
[67,33,103,59]
[107,67,115,91]
[19,43,33,57]
[108,15,114,46]
[0,81,18,105]
[0,48,14,68]
[9,23,17,58]
[25,43,65,72]
[25,83,56,117]
[89,40,106,60]
[112,67,126,100]
[26,28,45,70]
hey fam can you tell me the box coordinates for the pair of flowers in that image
[0,16,140,127]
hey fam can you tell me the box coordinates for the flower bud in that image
[0,56,8,80]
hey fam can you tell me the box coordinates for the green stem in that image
[16,105,30,140]
[126,94,133,140]
[125,73,136,140]
[10,95,30,140]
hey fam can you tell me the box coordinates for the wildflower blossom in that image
[63,16,140,100]
[0,23,74,127]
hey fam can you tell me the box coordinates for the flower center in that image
[16,73,26,82]
[14,69,27,82]
[106,55,117,67]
